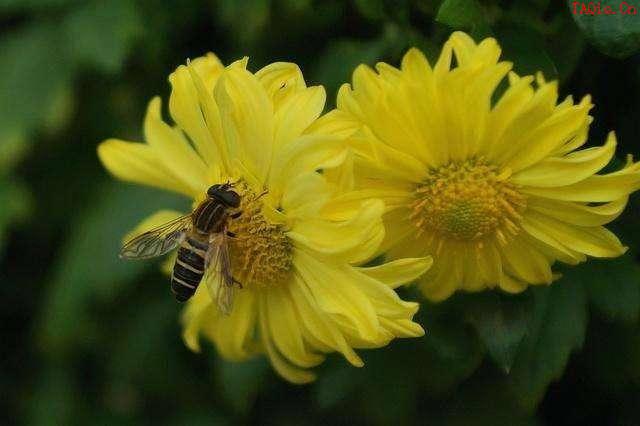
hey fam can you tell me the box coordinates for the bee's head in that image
[207,183,241,208]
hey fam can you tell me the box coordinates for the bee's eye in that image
[207,184,221,198]
[222,190,241,208]
[208,186,241,208]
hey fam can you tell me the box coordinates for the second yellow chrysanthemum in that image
[330,31,640,301]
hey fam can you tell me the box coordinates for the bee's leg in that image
[232,277,243,289]
[226,230,251,241]
[230,210,242,219]
[254,189,269,201]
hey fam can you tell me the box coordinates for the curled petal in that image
[288,200,384,263]
[355,257,433,289]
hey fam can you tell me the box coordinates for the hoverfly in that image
[120,182,243,314]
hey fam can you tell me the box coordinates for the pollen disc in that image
[411,159,526,243]
[228,185,292,288]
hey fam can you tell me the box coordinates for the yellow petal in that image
[349,129,428,183]
[433,35,454,78]
[552,116,591,155]
[264,285,325,368]
[345,265,422,320]
[255,61,307,109]
[281,172,330,218]
[294,250,380,341]
[188,52,224,92]
[181,287,213,352]
[304,109,362,138]
[214,66,274,184]
[490,79,560,164]
[523,210,627,258]
[482,74,534,157]
[401,47,433,82]
[205,287,258,361]
[499,273,529,293]
[186,61,231,171]
[169,63,222,166]
[502,97,592,172]
[273,86,326,152]
[98,139,194,196]
[521,152,640,202]
[288,200,384,263]
[356,257,432,289]
[258,298,316,384]
[501,237,553,284]
[321,187,412,222]
[524,231,585,266]
[476,241,503,286]
[270,133,348,195]
[379,317,425,339]
[143,98,209,196]
[511,131,616,187]
[521,214,586,263]
[289,274,364,366]
[526,196,627,227]
[418,247,461,301]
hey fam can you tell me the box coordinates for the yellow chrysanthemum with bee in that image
[330,31,640,301]
[98,54,431,383]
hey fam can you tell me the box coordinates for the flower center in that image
[227,185,292,289]
[410,159,526,243]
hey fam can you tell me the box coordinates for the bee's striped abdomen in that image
[171,237,208,302]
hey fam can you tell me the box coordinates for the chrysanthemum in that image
[97,54,431,382]
[331,31,640,301]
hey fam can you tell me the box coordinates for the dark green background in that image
[2,0,640,424]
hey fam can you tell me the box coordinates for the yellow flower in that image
[331,31,640,301]
[97,53,431,383]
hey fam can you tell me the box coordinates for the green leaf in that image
[465,291,535,373]
[582,320,640,390]
[569,0,640,59]
[564,255,640,323]
[415,297,485,395]
[216,0,270,48]
[313,295,484,418]
[107,297,179,388]
[63,0,143,74]
[313,25,408,103]
[0,180,33,256]
[506,280,587,411]
[436,0,490,35]
[25,366,77,426]
[0,24,73,139]
[546,15,586,82]
[0,133,30,176]
[314,359,364,410]
[354,0,385,21]
[0,0,73,13]
[313,38,388,100]
[495,25,558,80]
[429,369,539,426]
[215,356,270,414]
[38,183,186,356]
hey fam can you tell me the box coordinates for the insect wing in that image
[120,214,193,260]
[204,233,235,315]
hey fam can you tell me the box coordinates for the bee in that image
[120,182,243,314]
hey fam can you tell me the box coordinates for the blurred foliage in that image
[1,0,640,424]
